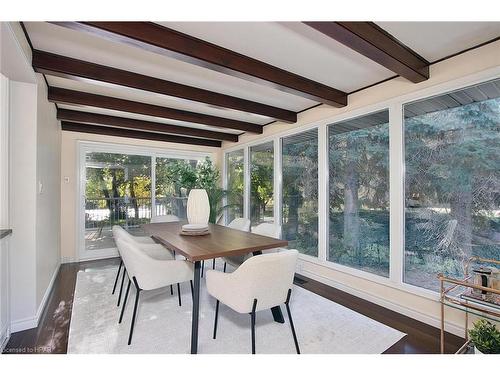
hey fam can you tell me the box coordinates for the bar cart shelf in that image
[438,256,500,354]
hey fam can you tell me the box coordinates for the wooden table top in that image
[142,222,288,262]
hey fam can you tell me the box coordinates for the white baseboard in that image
[61,256,76,264]
[10,263,60,334]
[10,315,37,333]
[298,268,465,338]
[0,322,11,352]
[34,263,60,324]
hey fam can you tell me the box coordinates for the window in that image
[328,110,390,277]
[282,129,319,256]
[250,142,274,225]
[404,79,500,291]
[84,152,152,251]
[225,149,245,223]
[155,157,200,219]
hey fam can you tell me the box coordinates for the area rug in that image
[68,265,405,354]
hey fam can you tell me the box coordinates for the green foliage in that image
[250,144,274,224]
[468,319,500,354]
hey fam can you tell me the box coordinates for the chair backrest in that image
[227,218,251,232]
[112,225,136,244]
[115,238,156,289]
[116,238,185,290]
[230,250,298,312]
[252,223,280,238]
[150,214,179,223]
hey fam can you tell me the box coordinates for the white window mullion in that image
[318,124,328,262]
[389,103,404,284]
[243,146,250,221]
[273,137,282,236]
[222,151,228,225]
[150,155,156,221]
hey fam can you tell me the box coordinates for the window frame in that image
[222,66,500,302]
[326,108,391,278]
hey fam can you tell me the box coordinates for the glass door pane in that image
[154,157,200,220]
[84,152,152,252]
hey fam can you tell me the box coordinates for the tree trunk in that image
[344,135,361,264]
[129,179,139,219]
[449,184,473,273]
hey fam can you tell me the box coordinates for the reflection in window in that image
[328,110,390,277]
[155,158,200,219]
[282,129,318,256]
[250,142,274,225]
[225,149,245,223]
[85,152,152,251]
[404,79,500,291]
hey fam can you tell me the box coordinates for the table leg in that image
[252,250,285,324]
[190,261,201,354]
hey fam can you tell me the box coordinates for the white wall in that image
[8,80,38,331]
[35,76,61,308]
[0,22,61,334]
[220,40,500,337]
[0,73,11,350]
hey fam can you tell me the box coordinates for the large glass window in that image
[225,149,245,223]
[155,157,200,219]
[282,129,319,256]
[404,79,500,291]
[250,142,274,225]
[85,152,152,251]
[328,110,390,277]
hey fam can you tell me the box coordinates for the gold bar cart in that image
[438,256,500,354]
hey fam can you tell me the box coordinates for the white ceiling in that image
[375,22,500,62]
[23,21,500,140]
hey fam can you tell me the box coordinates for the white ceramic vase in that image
[187,189,210,225]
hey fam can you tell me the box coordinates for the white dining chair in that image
[112,225,176,306]
[221,218,252,272]
[150,214,179,223]
[206,249,300,354]
[252,222,280,239]
[115,238,194,345]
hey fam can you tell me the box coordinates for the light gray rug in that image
[68,265,405,354]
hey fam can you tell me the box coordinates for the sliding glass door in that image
[79,143,209,260]
[83,152,152,255]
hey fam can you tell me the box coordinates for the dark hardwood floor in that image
[3,258,464,354]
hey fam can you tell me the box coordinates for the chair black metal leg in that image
[190,261,202,354]
[117,268,126,307]
[251,299,257,354]
[213,300,220,339]
[201,261,204,278]
[190,280,194,300]
[112,260,122,295]
[177,283,182,307]
[170,284,173,295]
[212,259,216,269]
[128,277,141,345]
[119,278,131,324]
[285,289,300,354]
[223,262,227,273]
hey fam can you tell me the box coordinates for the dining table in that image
[142,221,289,354]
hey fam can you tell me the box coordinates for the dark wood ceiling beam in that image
[57,109,238,142]
[61,121,222,147]
[48,87,263,134]
[303,22,430,83]
[50,22,348,107]
[32,49,296,123]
